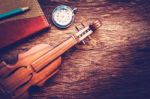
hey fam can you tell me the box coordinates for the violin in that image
[0,20,101,99]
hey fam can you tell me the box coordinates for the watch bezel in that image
[52,5,75,28]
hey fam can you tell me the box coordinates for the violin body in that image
[0,44,61,99]
[0,20,101,99]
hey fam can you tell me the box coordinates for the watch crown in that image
[73,8,78,14]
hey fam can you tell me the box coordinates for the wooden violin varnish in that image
[0,20,101,99]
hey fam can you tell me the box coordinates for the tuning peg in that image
[81,40,86,45]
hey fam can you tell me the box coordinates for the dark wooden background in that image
[1,0,150,99]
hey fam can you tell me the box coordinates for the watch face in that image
[52,5,74,28]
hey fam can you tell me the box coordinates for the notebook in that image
[0,0,50,49]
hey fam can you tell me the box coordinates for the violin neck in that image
[50,36,78,58]
[31,20,101,72]
[31,36,77,72]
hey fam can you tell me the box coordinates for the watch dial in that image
[53,6,73,26]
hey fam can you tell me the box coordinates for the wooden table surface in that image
[1,0,150,99]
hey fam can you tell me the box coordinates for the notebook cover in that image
[0,0,50,49]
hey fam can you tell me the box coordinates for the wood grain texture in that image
[1,0,150,99]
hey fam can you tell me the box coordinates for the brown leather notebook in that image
[0,0,50,49]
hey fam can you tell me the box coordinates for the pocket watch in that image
[52,5,77,28]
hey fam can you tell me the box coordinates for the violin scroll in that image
[89,20,102,31]
[74,19,102,43]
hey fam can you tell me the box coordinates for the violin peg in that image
[75,26,79,31]
[81,40,86,45]
[81,23,85,27]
